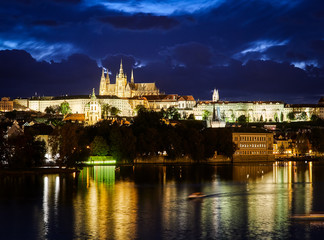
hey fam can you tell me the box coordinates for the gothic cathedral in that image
[99,60,160,98]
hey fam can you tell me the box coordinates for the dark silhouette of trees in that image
[237,115,247,124]
[309,128,324,154]
[110,126,136,162]
[90,136,109,156]
[45,105,60,114]
[49,122,89,168]
[287,112,295,121]
[7,134,46,169]
[110,107,121,116]
[165,106,180,120]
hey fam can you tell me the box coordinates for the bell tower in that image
[115,59,127,97]
[99,68,107,95]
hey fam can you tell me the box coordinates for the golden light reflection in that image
[73,166,138,239]
[43,176,49,236]
[305,162,313,214]
[271,161,314,214]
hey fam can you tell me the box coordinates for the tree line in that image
[49,108,236,165]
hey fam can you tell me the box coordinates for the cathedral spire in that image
[101,68,105,78]
[131,69,134,83]
[119,59,123,75]
[106,69,110,84]
[99,68,106,95]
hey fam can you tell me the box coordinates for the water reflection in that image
[1,162,324,239]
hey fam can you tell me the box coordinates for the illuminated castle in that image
[99,60,160,98]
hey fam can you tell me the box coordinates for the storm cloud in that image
[0,0,323,103]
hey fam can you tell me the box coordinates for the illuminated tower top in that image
[212,89,219,102]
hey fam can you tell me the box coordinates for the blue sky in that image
[0,0,323,103]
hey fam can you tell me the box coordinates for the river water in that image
[0,162,324,239]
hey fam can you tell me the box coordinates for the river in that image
[0,162,324,239]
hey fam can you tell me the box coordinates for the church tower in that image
[131,69,134,84]
[115,60,128,97]
[86,88,101,125]
[99,68,107,95]
[212,89,219,102]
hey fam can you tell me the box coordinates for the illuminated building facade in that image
[232,132,275,161]
[193,90,324,122]
[99,60,159,97]
[11,68,324,123]
[0,97,13,112]
[84,89,102,125]
[273,135,294,156]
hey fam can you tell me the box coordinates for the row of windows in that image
[240,136,266,141]
[237,151,268,155]
[240,144,266,148]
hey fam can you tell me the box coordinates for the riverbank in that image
[133,155,232,164]
[276,156,324,162]
[0,167,79,175]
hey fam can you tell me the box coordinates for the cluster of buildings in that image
[1,60,324,162]
[1,60,323,126]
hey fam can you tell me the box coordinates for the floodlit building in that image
[99,60,159,97]
[232,131,275,161]
[0,97,13,112]
[10,63,324,123]
[194,90,324,122]
[273,135,294,156]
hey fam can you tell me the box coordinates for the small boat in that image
[291,213,324,221]
[188,192,206,199]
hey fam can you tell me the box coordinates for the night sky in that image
[0,0,323,103]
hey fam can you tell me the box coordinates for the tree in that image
[280,112,284,122]
[274,113,279,122]
[287,112,295,121]
[166,106,180,120]
[45,105,60,114]
[311,114,319,122]
[90,136,109,156]
[7,134,46,169]
[49,123,89,168]
[231,113,235,122]
[202,110,211,121]
[296,133,309,156]
[237,115,247,124]
[101,104,111,118]
[110,106,121,116]
[309,128,324,154]
[278,144,285,154]
[202,128,236,159]
[134,105,146,114]
[301,112,307,121]
[187,113,195,120]
[110,126,136,162]
[60,102,71,116]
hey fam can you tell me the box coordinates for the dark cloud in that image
[311,40,324,53]
[99,14,179,30]
[32,20,60,27]
[101,54,138,75]
[0,50,99,97]
[51,0,81,3]
[0,0,323,103]
[0,49,323,103]
[160,42,213,67]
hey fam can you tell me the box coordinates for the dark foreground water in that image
[1,162,324,239]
